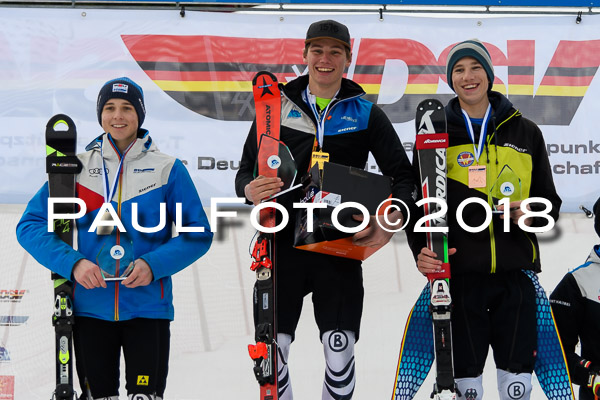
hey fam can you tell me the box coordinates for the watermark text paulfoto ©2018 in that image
[47,196,555,235]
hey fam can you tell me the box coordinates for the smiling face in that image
[101,98,139,152]
[451,56,490,117]
[303,38,352,99]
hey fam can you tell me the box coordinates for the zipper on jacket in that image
[484,109,520,273]
[114,166,124,321]
[282,90,364,148]
[113,146,129,322]
[488,210,497,274]
[485,120,500,274]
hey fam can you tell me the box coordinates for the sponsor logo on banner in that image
[0,346,10,362]
[121,35,600,126]
[0,290,26,303]
[197,157,240,171]
[0,376,14,400]
[0,316,28,327]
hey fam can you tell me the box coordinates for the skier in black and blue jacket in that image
[236,20,414,400]
[551,197,600,399]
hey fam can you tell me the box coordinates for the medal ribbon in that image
[100,135,136,204]
[304,86,338,150]
[461,103,492,163]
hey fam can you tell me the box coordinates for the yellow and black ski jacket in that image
[408,91,562,275]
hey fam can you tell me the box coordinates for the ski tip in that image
[252,70,278,86]
[46,114,76,133]
[416,98,444,111]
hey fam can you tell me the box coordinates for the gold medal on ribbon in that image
[311,150,329,171]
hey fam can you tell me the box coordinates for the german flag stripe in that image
[509,75,535,85]
[121,35,595,126]
[508,66,535,75]
[547,40,600,68]
[544,66,598,77]
[123,35,307,64]
[353,73,439,85]
[541,75,597,86]
[143,70,296,83]
[136,61,299,74]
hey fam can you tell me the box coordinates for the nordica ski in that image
[391,99,456,400]
[247,71,282,400]
[46,114,82,400]
[414,99,456,399]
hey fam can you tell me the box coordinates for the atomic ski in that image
[414,99,456,399]
[247,71,282,400]
[46,115,82,400]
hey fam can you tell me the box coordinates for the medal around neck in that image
[96,209,115,236]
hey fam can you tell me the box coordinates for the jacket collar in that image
[85,129,153,161]
[445,90,517,128]
[589,244,600,264]
[283,74,365,105]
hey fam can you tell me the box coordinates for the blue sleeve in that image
[140,159,213,280]
[16,183,85,280]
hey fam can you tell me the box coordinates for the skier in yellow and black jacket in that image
[407,39,562,399]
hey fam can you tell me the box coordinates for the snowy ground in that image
[0,205,597,399]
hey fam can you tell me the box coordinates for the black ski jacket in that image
[550,245,600,399]
[235,74,415,246]
[408,91,561,275]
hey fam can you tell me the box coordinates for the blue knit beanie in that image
[97,77,146,127]
[446,39,494,92]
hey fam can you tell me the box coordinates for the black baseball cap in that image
[305,20,351,51]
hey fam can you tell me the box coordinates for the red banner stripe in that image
[122,35,307,64]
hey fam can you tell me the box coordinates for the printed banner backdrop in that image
[1,9,599,211]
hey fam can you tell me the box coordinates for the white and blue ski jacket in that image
[17,130,213,321]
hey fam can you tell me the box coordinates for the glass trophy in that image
[258,134,300,201]
[95,233,134,281]
[490,164,522,209]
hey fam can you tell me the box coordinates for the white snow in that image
[0,205,596,399]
